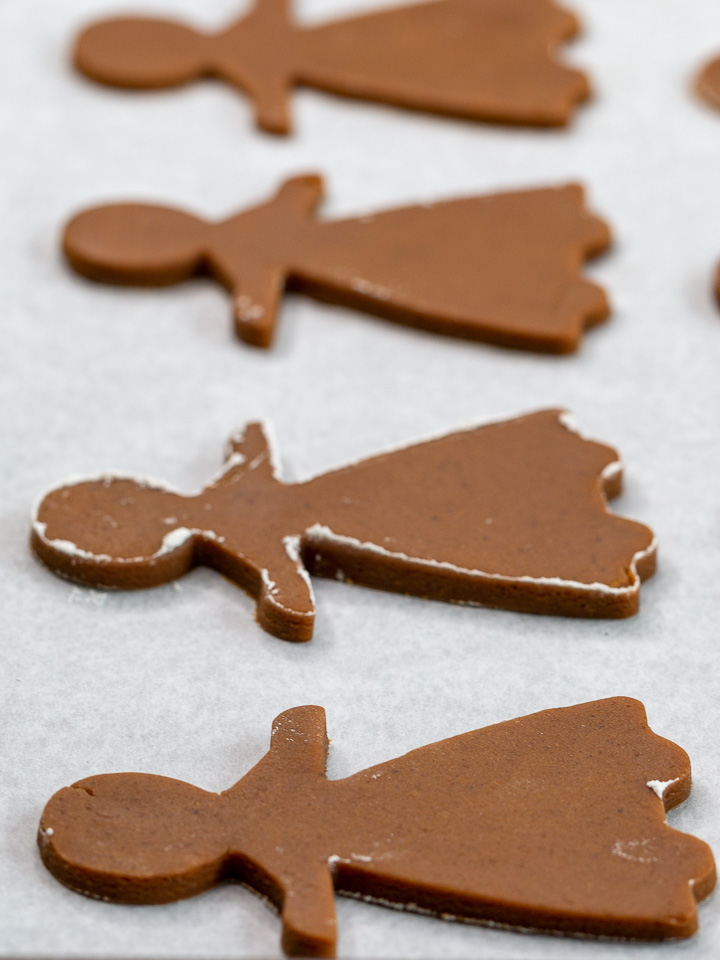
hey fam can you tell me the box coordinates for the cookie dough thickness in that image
[38,698,716,957]
[32,410,656,641]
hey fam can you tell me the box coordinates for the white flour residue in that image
[283,535,315,603]
[259,542,315,618]
[235,294,265,323]
[647,777,680,799]
[34,522,223,565]
[611,839,659,864]
[601,460,623,484]
[224,422,281,480]
[261,569,279,597]
[304,524,648,598]
[350,277,391,301]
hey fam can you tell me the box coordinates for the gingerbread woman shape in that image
[63,175,611,352]
[74,0,590,134]
[39,698,715,957]
[32,410,656,641]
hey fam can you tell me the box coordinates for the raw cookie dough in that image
[32,410,655,641]
[38,698,716,958]
[696,54,720,111]
[73,0,590,134]
[63,175,611,352]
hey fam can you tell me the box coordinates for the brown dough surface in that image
[32,410,655,641]
[38,698,716,957]
[63,175,611,352]
[696,55,720,111]
[73,0,590,134]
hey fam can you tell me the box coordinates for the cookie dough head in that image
[74,18,208,89]
[39,774,228,903]
[32,478,197,589]
[63,203,207,286]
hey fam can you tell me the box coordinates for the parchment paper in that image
[3,0,720,956]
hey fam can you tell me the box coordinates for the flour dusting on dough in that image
[647,778,680,799]
[303,524,652,598]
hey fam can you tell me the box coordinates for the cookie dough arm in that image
[272,174,324,217]
[281,865,337,957]
[257,538,315,641]
[270,707,336,951]
[253,79,293,135]
[249,0,294,135]
[218,0,296,133]
[231,177,323,346]
[225,421,277,470]
[232,263,286,347]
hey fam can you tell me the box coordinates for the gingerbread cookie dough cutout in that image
[38,698,716,957]
[63,176,611,352]
[73,0,590,134]
[32,410,656,642]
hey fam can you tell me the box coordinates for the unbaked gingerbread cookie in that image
[32,410,655,641]
[73,0,590,134]
[63,176,611,352]
[38,698,715,957]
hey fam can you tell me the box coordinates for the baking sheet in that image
[3,0,720,955]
